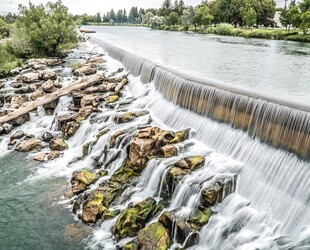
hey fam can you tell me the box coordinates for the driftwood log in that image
[0,74,103,125]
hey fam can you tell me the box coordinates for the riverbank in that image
[84,22,310,43]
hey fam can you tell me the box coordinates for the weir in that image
[90,36,310,159]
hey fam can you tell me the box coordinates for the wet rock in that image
[159,210,191,244]
[10,67,21,76]
[42,131,53,142]
[3,123,13,134]
[187,207,213,230]
[0,126,5,135]
[49,138,68,151]
[73,65,97,76]
[17,72,40,83]
[30,87,46,101]
[57,107,93,139]
[114,111,149,124]
[15,138,42,152]
[40,71,57,81]
[11,113,30,126]
[10,95,29,108]
[123,240,139,250]
[105,94,119,104]
[80,94,100,108]
[71,169,99,195]
[43,99,59,115]
[11,82,23,88]
[200,177,235,208]
[82,192,108,223]
[33,150,60,162]
[159,144,178,158]
[10,130,26,141]
[165,156,205,195]
[72,92,84,107]
[137,222,172,250]
[112,197,157,239]
[42,79,57,93]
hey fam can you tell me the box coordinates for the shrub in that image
[0,44,22,76]
[17,0,78,56]
[216,23,234,35]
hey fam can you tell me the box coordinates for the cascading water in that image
[1,33,310,250]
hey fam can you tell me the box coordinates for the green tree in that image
[123,9,128,23]
[166,11,180,25]
[110,9,116,21]
[142,12,154,25]
[287,5,301,29]
[0,18,10,38]
[181,7,195,30]
[17,0,77,56]
[159,0,173,16]
[194,5,213,26]
[149,15,165,28]
[301,10,310,34]
[243,7,257,27]
[116,9,123,23]
[96,12,102,23]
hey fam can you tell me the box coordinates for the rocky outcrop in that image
[15,138,42,152]
[114,111,149,124]
[49,138,68,151]
[33,150,60,162]
[17,72,40,83]
[70,169,99,195]
[112,197,157,239]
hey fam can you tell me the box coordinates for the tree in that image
[194,5,213,26]
[181,7,195,30]
[243,7,257,27]
[128,7,139,23]
[159,0,173,16]
[17,0,77,56]
[149,15,165,28]
[110,9,116,21]
[122,9,128,23]
[251,0,276,26]
[142,12,154,25]
[301,10,310,34]
[116,9,123,23]
[166,11,180,25]
[96,12,102,23]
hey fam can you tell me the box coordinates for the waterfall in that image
[90,36,310,159]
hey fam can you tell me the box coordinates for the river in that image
[88,25,310,105]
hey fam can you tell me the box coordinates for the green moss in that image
[170,129,189,144]
[106,95,119,104]
[188,207,213,230]
[112,197,157,239]
[102,209,120,220]
[76,169,99,185]
[124,240,139,250]
[82,142,91,156]
[186,156,205,170]
[96,128,110,139]
[69,62,84,70]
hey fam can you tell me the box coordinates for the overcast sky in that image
[0,0,203,15]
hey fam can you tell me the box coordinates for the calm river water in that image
[88,26,310,105]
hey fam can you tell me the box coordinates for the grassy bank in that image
[85,22,310,43]
[0,43,22,78]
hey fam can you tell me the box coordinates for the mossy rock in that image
[123,240,139,250]
[82,192,108,223]
[170,129,190,144]
[105,94,119,104]
[96,128,110,139]
[110,160,138,185]
[187,207,213,230]
[137,222,172,250]
[115,111,149,124]
[112,197,157,239]
[71,169,99,195]
[102,209,120,220]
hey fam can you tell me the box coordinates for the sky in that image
[0,0,203,15]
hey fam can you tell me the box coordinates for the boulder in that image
[40,71,57,81]
[10,95,29,108]
[80,94,100,108]
[159,210,192,244]
[31,87,46,101]
[42,131,53,142]
[3,123,13,134]
[42,79,57,93]
[137,222,172,250]
[33,150,60,162]
[15,138,42,152]
[187,207,213,230]
[112,197,157,239]
[114,111,149,124]
[159,144,178,158]
[82,192,108,223]
[17,72,40,83]
[70,169,99,195]
[49,138,68,151]
[105,94,119,104]
[73,65,96,76]
[10,113,30,126]
[10,130,26,141]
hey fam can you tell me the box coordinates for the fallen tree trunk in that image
[0,74,103,125]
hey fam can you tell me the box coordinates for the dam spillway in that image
[89,36,310,159]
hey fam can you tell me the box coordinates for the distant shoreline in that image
[83,23,310,43]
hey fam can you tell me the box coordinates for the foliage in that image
[0,19,10,38]
[181,7,195,30]
[215,23,234,35]
[17,0,77,56]
[243,8,257,27]
[0,44,22,76]
[194,5,213,26]
[150,16,165,29]
[5,27,33,57]
[142,12,154,25]
[165,12,180,26]
[301,11,310,34]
